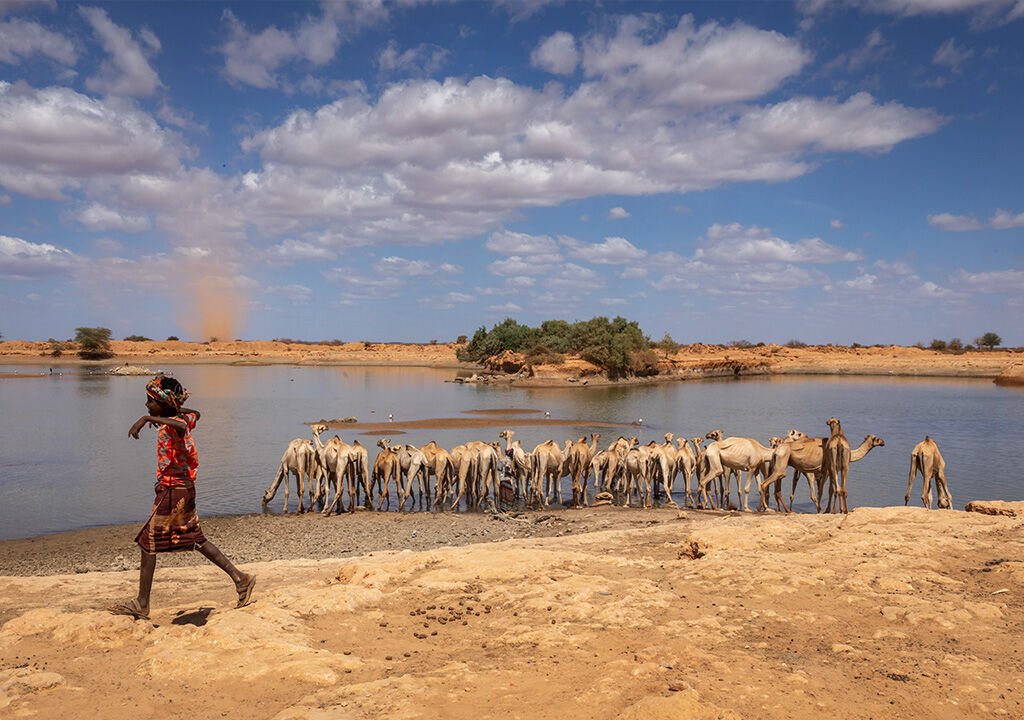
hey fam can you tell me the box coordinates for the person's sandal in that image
[107,598,149,620]
[236,575,256,608]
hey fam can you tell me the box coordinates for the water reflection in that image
[0,365,1021,540]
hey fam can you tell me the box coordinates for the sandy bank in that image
[1,340,1020,386]
[1,506,1022,719]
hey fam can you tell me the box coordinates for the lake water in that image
[0,364,1021,541]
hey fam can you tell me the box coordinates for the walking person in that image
[108,375,255,619]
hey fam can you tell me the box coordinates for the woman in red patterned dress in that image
[108,375,255,620]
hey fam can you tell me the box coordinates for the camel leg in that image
[922,472,933,510]
[936,469,952,509]
[905,457,919,506]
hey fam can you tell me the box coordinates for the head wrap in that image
[146,376,188,410]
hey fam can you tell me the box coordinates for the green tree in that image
[124,334,152,342]
[948,337,963,352]
[976,332,1002,350]
[166,335,179,341]
[929,339,947,351]
[75,326,114,359]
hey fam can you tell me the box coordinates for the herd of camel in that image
[262,418,953,516]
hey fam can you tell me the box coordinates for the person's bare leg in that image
[136,549,156,615]
[197,540,254,605]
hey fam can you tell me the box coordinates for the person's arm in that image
[129,415,187,438]
[179,407,201,421]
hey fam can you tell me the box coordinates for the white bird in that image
[637,418,644,425]
[544,411,551,418]
[388,413,393,422]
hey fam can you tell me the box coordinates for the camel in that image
[906,436,952,509]
[674,437,703,508]
[620,445,655,507]
[263,437,315,513]
[566,433,600,507]
[498,430,534,502]
[371,443,400,510]
[761,432,884,513]
[531,439,566,508]
[702,430,744,509]
[314,426,369,515]
[643,438,677,507]
[590,450,617,496]
[698,434,778,511]
[419,441,448,503]
[377,439,430,512]
[823,417,851,514]
[447,443,479,511]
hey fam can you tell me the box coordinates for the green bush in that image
[929,339,947,351]
[75,327,113,359]
[459,316,650,377]
[124,334,152,342]
[976,332,1002,350]
[948,337,963,352]
[785,339,808,349]
[166,335,180,342]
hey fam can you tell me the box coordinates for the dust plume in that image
[175,258,248,341]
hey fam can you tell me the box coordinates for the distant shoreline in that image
[1,339,1020,386]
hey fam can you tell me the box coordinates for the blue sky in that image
[1,0,1022,345]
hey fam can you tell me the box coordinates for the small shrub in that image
[947,338,963,352]
[456,335,468,344]
[728,339,754,349]
[785,339,808,349]
[47,338,64,357]
[629,348,660,376]
[851,342,863,349]
[651,332,680,354]
[166,335,179,342]
[208,336,219,343]
[430,339,438,345]
[74,326,114,359]
[912,341,926,349]
[124,334,152,342]
[929,339,947,351]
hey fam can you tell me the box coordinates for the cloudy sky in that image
[1,0,1022,345]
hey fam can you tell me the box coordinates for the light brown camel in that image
[263,437,315,513]
[371,443,399,510]
[377,439,430,512]
[567,433,600,507]
[447,443,479,511]
[824,417,851,514]
[590,449,617,496]
[761,432,884,513]
[315,426,369,515]
[655,433,681,505]
[906,436,952,509]
[698,434,777,511]
[532,439,566,508]
[674,437,703,508]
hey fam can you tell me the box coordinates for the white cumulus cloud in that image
[79,7,162,97]
[531,31,579,74]
[0,234,76,278]
[0,17,77,65]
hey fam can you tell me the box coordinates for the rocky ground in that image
[2,505,1023,719]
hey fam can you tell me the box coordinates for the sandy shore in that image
[1,504,1022,719]
[1,340,1021,386]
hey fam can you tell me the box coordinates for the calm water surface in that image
[0,364,1021,540]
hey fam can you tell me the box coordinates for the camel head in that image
[691,437,704,450]
[706,430,723,441]
[826,417,841,434]
[499,429,514,441]
[769,437,784,448]
[864,434,885,448]
[311,423,327,436]
[376,437,391,450]
[663,432,674,443]
[784,429,808,443]
[628,437,639,448]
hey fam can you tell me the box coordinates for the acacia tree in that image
[975,332,1002,350]
[75,326,114,359]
